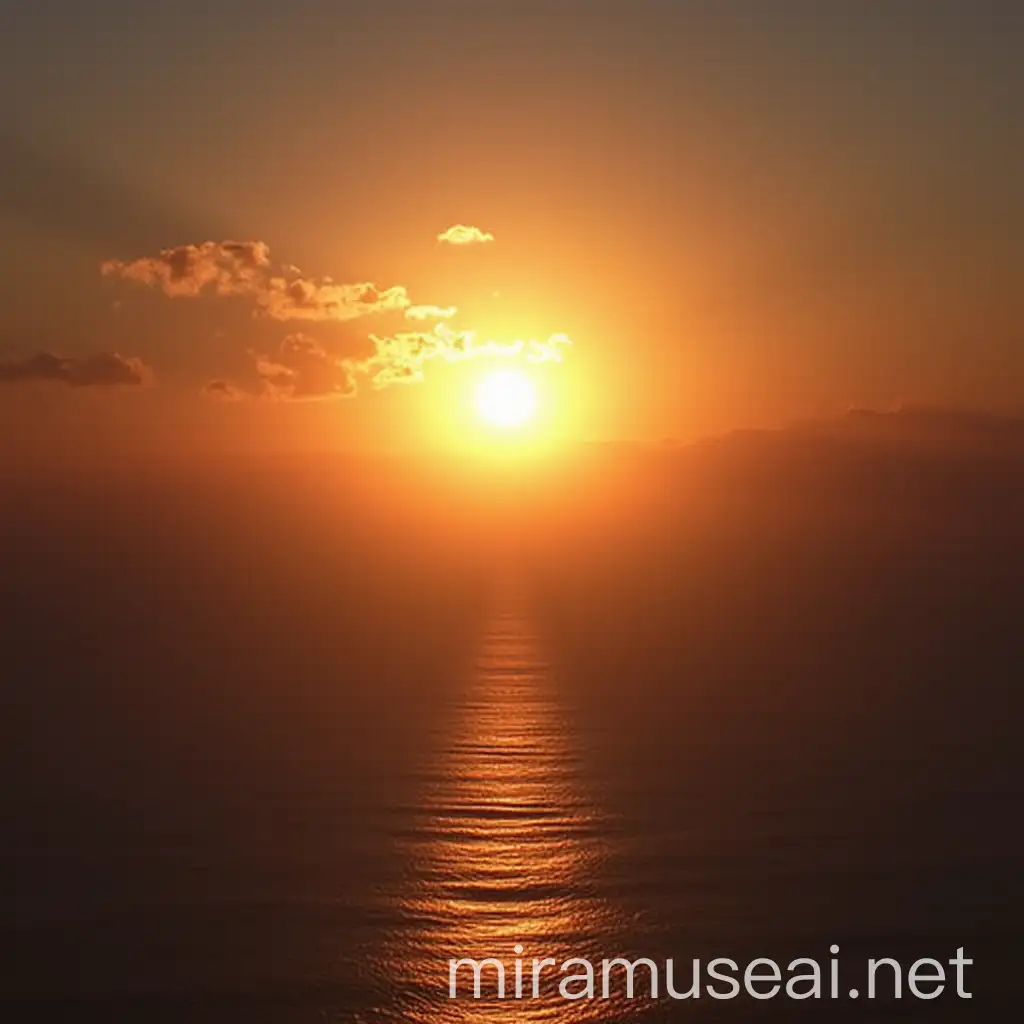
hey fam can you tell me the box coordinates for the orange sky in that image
[1,3,1021,457]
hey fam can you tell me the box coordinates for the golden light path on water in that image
[379,581,633,1023]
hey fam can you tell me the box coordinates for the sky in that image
[0,0,1021,457]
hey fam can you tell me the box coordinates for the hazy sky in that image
[1,1,1021,453]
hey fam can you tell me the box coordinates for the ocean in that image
[2,442,1022,1020]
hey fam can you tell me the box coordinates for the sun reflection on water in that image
[381,582,625,1022]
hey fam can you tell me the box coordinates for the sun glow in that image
[475,369,538,429]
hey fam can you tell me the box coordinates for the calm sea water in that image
[376,582,628,1023]
[3,565,1020,1022]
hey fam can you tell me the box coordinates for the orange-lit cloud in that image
[100,234,573,400]
[102,241,408,322]
[404,304,457,321]
[213,325,572,400]
[257,277,409,322]
[436,224,494,246]
[357,324,571,389]
[101,241,271,298]
[252,333,356,400]
[0,351,153,387]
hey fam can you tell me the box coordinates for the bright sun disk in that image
[475,369,538,429]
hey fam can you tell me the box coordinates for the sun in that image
[475,368,538,429]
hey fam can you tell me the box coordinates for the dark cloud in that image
[0,351,153,387]
[775,405,1024,460]
[201,379,245,402]
[253,334,356,400]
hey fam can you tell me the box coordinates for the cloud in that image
[811,405,1024,455]
[201,379,245,402]
[436,224,495,246]
[100,237,575,397]
[404,304,457,321]
[0,351,153,387]
[101,240,271,298]
[102,241,408,322]
[253,333,356,400]
[356,323,571,389]
[216,325,571,400]
[257,278,409,322]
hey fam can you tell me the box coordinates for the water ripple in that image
[375,586,634,1023]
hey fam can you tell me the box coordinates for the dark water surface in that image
[2,442,1022,1020]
